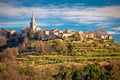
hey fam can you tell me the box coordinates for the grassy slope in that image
[0,39,120,80]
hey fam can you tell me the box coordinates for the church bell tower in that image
[30,14,37,31]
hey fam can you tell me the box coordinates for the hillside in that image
[0,37,120,80]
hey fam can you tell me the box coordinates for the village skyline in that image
[0,0,120,43]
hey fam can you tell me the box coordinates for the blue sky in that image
[0,0,120,42]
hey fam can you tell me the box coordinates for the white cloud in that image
[107,31,116,34]
[112,27,120,31]
[37,23,64,26]
[0,22,28,25]
[0,2,120,24]
[0,22,64,27]
[108,27,120,35]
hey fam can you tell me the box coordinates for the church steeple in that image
[31,14,35,22]
[30,14,37,31]
[30,14,40,32]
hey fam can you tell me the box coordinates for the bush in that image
[0,37,7,47]
[58,69,69,80]
[19,67,31,75]
[0,65,4,73]
[84,64,106,80]
[72,68,82,80]
[0,48,19,61]
[54,40,68,55]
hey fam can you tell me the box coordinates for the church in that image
[21,14,41,37]
[30,14,40,32]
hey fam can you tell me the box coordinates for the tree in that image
[68,43,75,55]
[84,64,103,80]
[72,33,78,41]
[0,28,9,37]
[19,38,29,52]
[58,69,69,80]
[29,29,35,39]
[0,48,19,61]
[54,40,68,55]
[35,41,45,53]
[0,37,7,47]
[72,68,83,80]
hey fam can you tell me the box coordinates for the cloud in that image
[108,27,120,35]
[37,23,64,26]
[0,21,64,28]
[112,27,120,31]
[0,22,28,25]
[0,2,120,25]
[107,31,117,34]
[107,30,120,34]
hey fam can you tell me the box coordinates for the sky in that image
[0,0,120,42]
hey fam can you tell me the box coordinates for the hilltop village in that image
[0,14,112,41]
[0,14,115,54]
[21,14,112,41]
[0,14,113,51]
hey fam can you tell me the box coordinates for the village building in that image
[108,35,112,39]
[78,31,83,35]
[87,31,94,38]
[94,28,112,40]
[10,30,16,35]
[44,30,50,36]
[62,31,73,38]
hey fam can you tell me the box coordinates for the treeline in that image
[19,38,68,55]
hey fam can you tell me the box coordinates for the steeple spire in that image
[31,14,35,22]
[30,14,40,32]
[30,14,36,31]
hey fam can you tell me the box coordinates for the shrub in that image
[0,48,19,61]
[84,64,103,80]
[0,37,7,47]
[72,68,82,80]
[0,65,4,73]
[58,69,69,80]
[19,67,31,75]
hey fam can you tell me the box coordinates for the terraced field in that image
[16,52,120,66]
